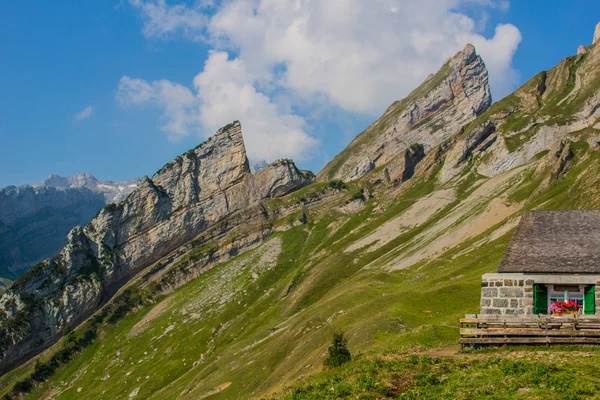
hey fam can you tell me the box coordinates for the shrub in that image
[327,180,347,191]
[105,203,119,213]
[324,332,351,367]
[349,189,365,202]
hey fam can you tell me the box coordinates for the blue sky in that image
[1,1,599,188]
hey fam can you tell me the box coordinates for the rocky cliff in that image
[438,25,600,183]
[0,121,313,373]
[317,44,491,182]
[6,23,600,400]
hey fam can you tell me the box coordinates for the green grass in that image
[269,351,600,400]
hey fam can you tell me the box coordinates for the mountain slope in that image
[3,24,600,400]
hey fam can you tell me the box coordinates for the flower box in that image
[549,301,581,316]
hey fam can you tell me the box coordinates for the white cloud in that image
[74,106,93,121]
[128,0,209,41]
[117,76,198,139]
[205,0,522,110]
[116,52,318,161]
[124,0,522,161]
[193,51,317,162]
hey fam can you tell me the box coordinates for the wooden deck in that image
[460,314,600,349]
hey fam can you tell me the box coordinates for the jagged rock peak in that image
[594,22,600,45]
[317,43,491,182]
[447,43,476,64]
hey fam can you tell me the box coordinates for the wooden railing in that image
[460,314,600,349]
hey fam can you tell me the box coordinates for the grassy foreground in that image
[269,348,600,400]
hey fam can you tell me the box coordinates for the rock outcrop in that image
[0,121,313,373]
[317,44,491,182]
[594,22,600,45]
[433,22,600,183]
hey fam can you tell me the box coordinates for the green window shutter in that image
[534,284,548,315]
[584,285,595,315]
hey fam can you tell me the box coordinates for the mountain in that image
[35,173,139,203]
[317,44,491,183]
[252,160,269,173]
[3,24,600,400]
[0,121,313,375]
[0,175,138,280]
[0,279,11,297]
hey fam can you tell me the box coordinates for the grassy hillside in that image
[3,134,600,399]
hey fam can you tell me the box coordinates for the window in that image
[534,284,596,315]
[549,285,583,307]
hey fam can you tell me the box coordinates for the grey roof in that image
[498,210,600,274]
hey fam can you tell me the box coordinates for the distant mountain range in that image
[33,173,139,203]
[252,160,269,173]
[0,173,138,279]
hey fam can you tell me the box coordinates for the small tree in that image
[324,332,351,367]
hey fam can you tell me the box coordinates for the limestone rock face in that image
[318,44,491,182]
[436,22,600,183]
[0,121,313,372]
[594,22,600,45]
[440,122,496,183]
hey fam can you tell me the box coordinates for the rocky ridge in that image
[0,121,313,373]
[437,25,600,183]
[317,44,491,182]
[4,23,600,400]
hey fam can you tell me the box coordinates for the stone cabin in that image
[481,210,600,316]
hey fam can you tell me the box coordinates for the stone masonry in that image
[480,273,600,316]
[480,276,533,315]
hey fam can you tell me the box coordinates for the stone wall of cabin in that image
[480,276,533,315]
[480,273,600,316]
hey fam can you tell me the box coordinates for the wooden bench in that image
[459,314,600,349]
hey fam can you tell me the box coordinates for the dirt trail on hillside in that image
[424,346,463,358]
[195,382,232,399]
[345,189,456,253]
